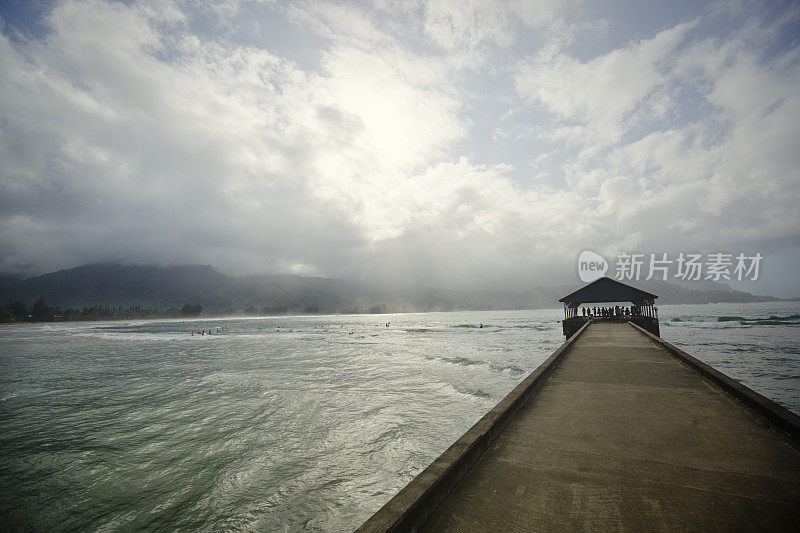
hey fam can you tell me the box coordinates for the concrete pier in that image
[359,322,800,532]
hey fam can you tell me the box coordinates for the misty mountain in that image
[626,279,780,305]
[0,264,359,314]
[0,264,780,316]
[0,264,231,309]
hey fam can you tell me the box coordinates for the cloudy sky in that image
[1,0,799,296]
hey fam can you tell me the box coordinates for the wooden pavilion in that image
[559,277,659,338]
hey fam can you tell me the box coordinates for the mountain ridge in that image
[0,263,781,315]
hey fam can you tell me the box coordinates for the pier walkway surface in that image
[420,322,800,531]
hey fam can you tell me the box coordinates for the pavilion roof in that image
[559,276,658,305]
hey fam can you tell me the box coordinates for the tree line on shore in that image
[1,297,397,323]
[0,297,204,323]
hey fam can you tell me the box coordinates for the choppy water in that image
[1,303,798,531]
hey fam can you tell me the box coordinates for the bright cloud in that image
[516,20,697,145]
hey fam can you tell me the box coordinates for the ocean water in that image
[1,302,798,531]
